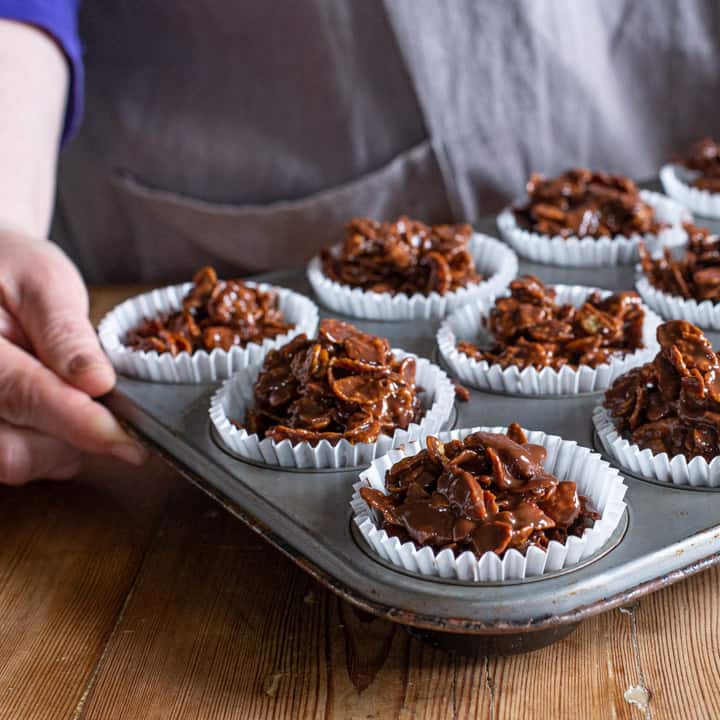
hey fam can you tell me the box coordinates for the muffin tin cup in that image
[208,351,455,470]
[593,405,720,487]
[350,426,628,582]
[306,233,518,321]
[660,163,720,220]
[636,274,720,331]
[98,282,319,384]
[496,190,689,267]
[436,284,663,396]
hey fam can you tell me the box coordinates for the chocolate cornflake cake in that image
[640,223,720,302]
[604,320,720,461]
[320,216,482,295]
[360,424,598,558]
[240,319,424,445]
[456,275,645,370]
[125,266,293,354]
[679,137,720,193]
[513,168,665,239]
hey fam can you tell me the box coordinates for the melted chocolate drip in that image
[360,424,598,559]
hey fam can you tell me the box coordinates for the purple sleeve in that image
[0,0,83,144]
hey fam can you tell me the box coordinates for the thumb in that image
[8,237,116,397]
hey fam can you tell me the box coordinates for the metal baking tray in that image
[104,200,720,655]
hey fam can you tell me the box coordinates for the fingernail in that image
[68,353,116,395]
[68,353,100,375]
[91,413,149,465]
[91,412,135,445]
[111,442,149,466]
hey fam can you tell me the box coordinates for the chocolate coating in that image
[679,137,720,193]
[239,319,424,446]
[604,320,720,461]
[457,275,645,370]
[321,216,481,296]
[360,425,598,559]
[513,168,665,239]
[640,223,720,302]
[125,266,293,355]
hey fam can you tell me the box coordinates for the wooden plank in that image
[633,565,720,720]
[487,609,641,720]
[0,456,175,720]
[325,604,653,720]
[325,599,485,719]
[77,482,328,719]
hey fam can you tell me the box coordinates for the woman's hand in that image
[0,22,146,484]
[0,231,147,485]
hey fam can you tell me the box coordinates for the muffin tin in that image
[103,184,720,655]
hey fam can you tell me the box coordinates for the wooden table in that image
[0,286,718,720]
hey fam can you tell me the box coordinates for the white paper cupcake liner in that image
[306,233,518,321]
[437,284,662,395]
[660,163,720,220]
[209,350,455,469]
[98,281,319,383]
[636,273,720,331]
[497,189,690,267]
[351,426,628,582]
[593,405,720,487]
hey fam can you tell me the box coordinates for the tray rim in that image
[126,418,720,635]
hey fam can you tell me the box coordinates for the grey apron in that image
[53,0,720,283]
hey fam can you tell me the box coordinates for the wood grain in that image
[634,565,720,720]
[0,457,174,720]
[488,609,641,720]
[325,600,480,720]
[77,483,328,719]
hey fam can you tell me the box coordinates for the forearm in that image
[0,19,67,238]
